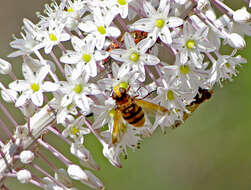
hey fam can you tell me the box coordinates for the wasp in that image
[111,85,169,144]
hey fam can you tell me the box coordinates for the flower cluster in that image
[0,0,250,189]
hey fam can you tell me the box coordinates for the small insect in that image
[111,84,169,144]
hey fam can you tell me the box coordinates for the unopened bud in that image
[20,150,35,164]
[0,58,12,75]
[67,164,88,181]
[17,169,32,184]
[226,33,246,49]
[233,7,251,24]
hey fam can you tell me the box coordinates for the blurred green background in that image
[1,0,251,190]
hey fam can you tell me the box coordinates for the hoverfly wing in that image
[112,109,125,144]
[135,99,169,116]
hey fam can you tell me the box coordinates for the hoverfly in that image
[111,84,169,144]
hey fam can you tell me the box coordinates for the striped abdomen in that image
[116,95,145,127]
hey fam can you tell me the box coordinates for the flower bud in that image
[0,58,12,75]
[55,168,73,188]
[81,170,105,190]
[226,33,246,49]
[1,89,18,103]
[233,7,251,24]
[20,150,35,164]
[17,169,32,184]
[67,164,88,181]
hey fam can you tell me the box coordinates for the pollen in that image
[179,65,190,75]
[49,33,58,42]
[82,53,92,63]
[67,7,74,12]
[71,126,79,135]
[97,26,106,35]
[113,85,122,97]
[117,0,126,5]
[155,19,165,28]
[129,52,140,62]
[109,109,116,117]
[186,39,196,49]
[74,84,83,94]
[167,90,175,101]
[119,81,128,89]
[30,83,40,92]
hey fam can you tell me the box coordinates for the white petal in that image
[41,81,59,92]
[95,36,106,50]
[159,26,172,44]
[1,89,18,103]
[130,18,155,32]
[110,49,128,62]
[167,17,184,28]
[22,63,35,81]
[93,50,109,61]
[15,92,30,107]
[124,32,136,49]
[61,93,74,107]
[143,0,157,17]
[20,150,34,164]
[9,80,29,92]
[31,91,44,107]
[107,27,121,38]
[140,54,160,65]
[60,51,80,64]
[78,21,97,33]
[226,33,246,49]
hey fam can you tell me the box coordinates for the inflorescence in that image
[0,0,250,189]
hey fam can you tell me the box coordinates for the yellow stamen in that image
[225,63,230,68]
[117,0,126,5]
[49,33,58,42]
[71,126,79,135]
[155,19,165,28]
[186,39,196,49]
[97,26,106,35]
[179,65,190,75]
[31,83,40,92]
[67,7,74,12]
[129,52,140,62]
[74,84,83,94]
[82,53,92,63]
[167,90,175,101]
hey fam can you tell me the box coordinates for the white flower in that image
[130,0,183,45]
[171,22,215,68]
[97,62,147,96]
[67,165,88,181]
[110,32,160,81]
[208,52,246,87]
[60,36,109,78]
[111,0,134,19]
[37,22,71,54]
[0,58,12,74]
[163,55,208,90]
[78,8,120,50]
[62,116,90,141]
[9,64,59,107]
[20,150,35,164]
[17,169,32,184]
[59,65,100,112]
[8,29,40,58]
